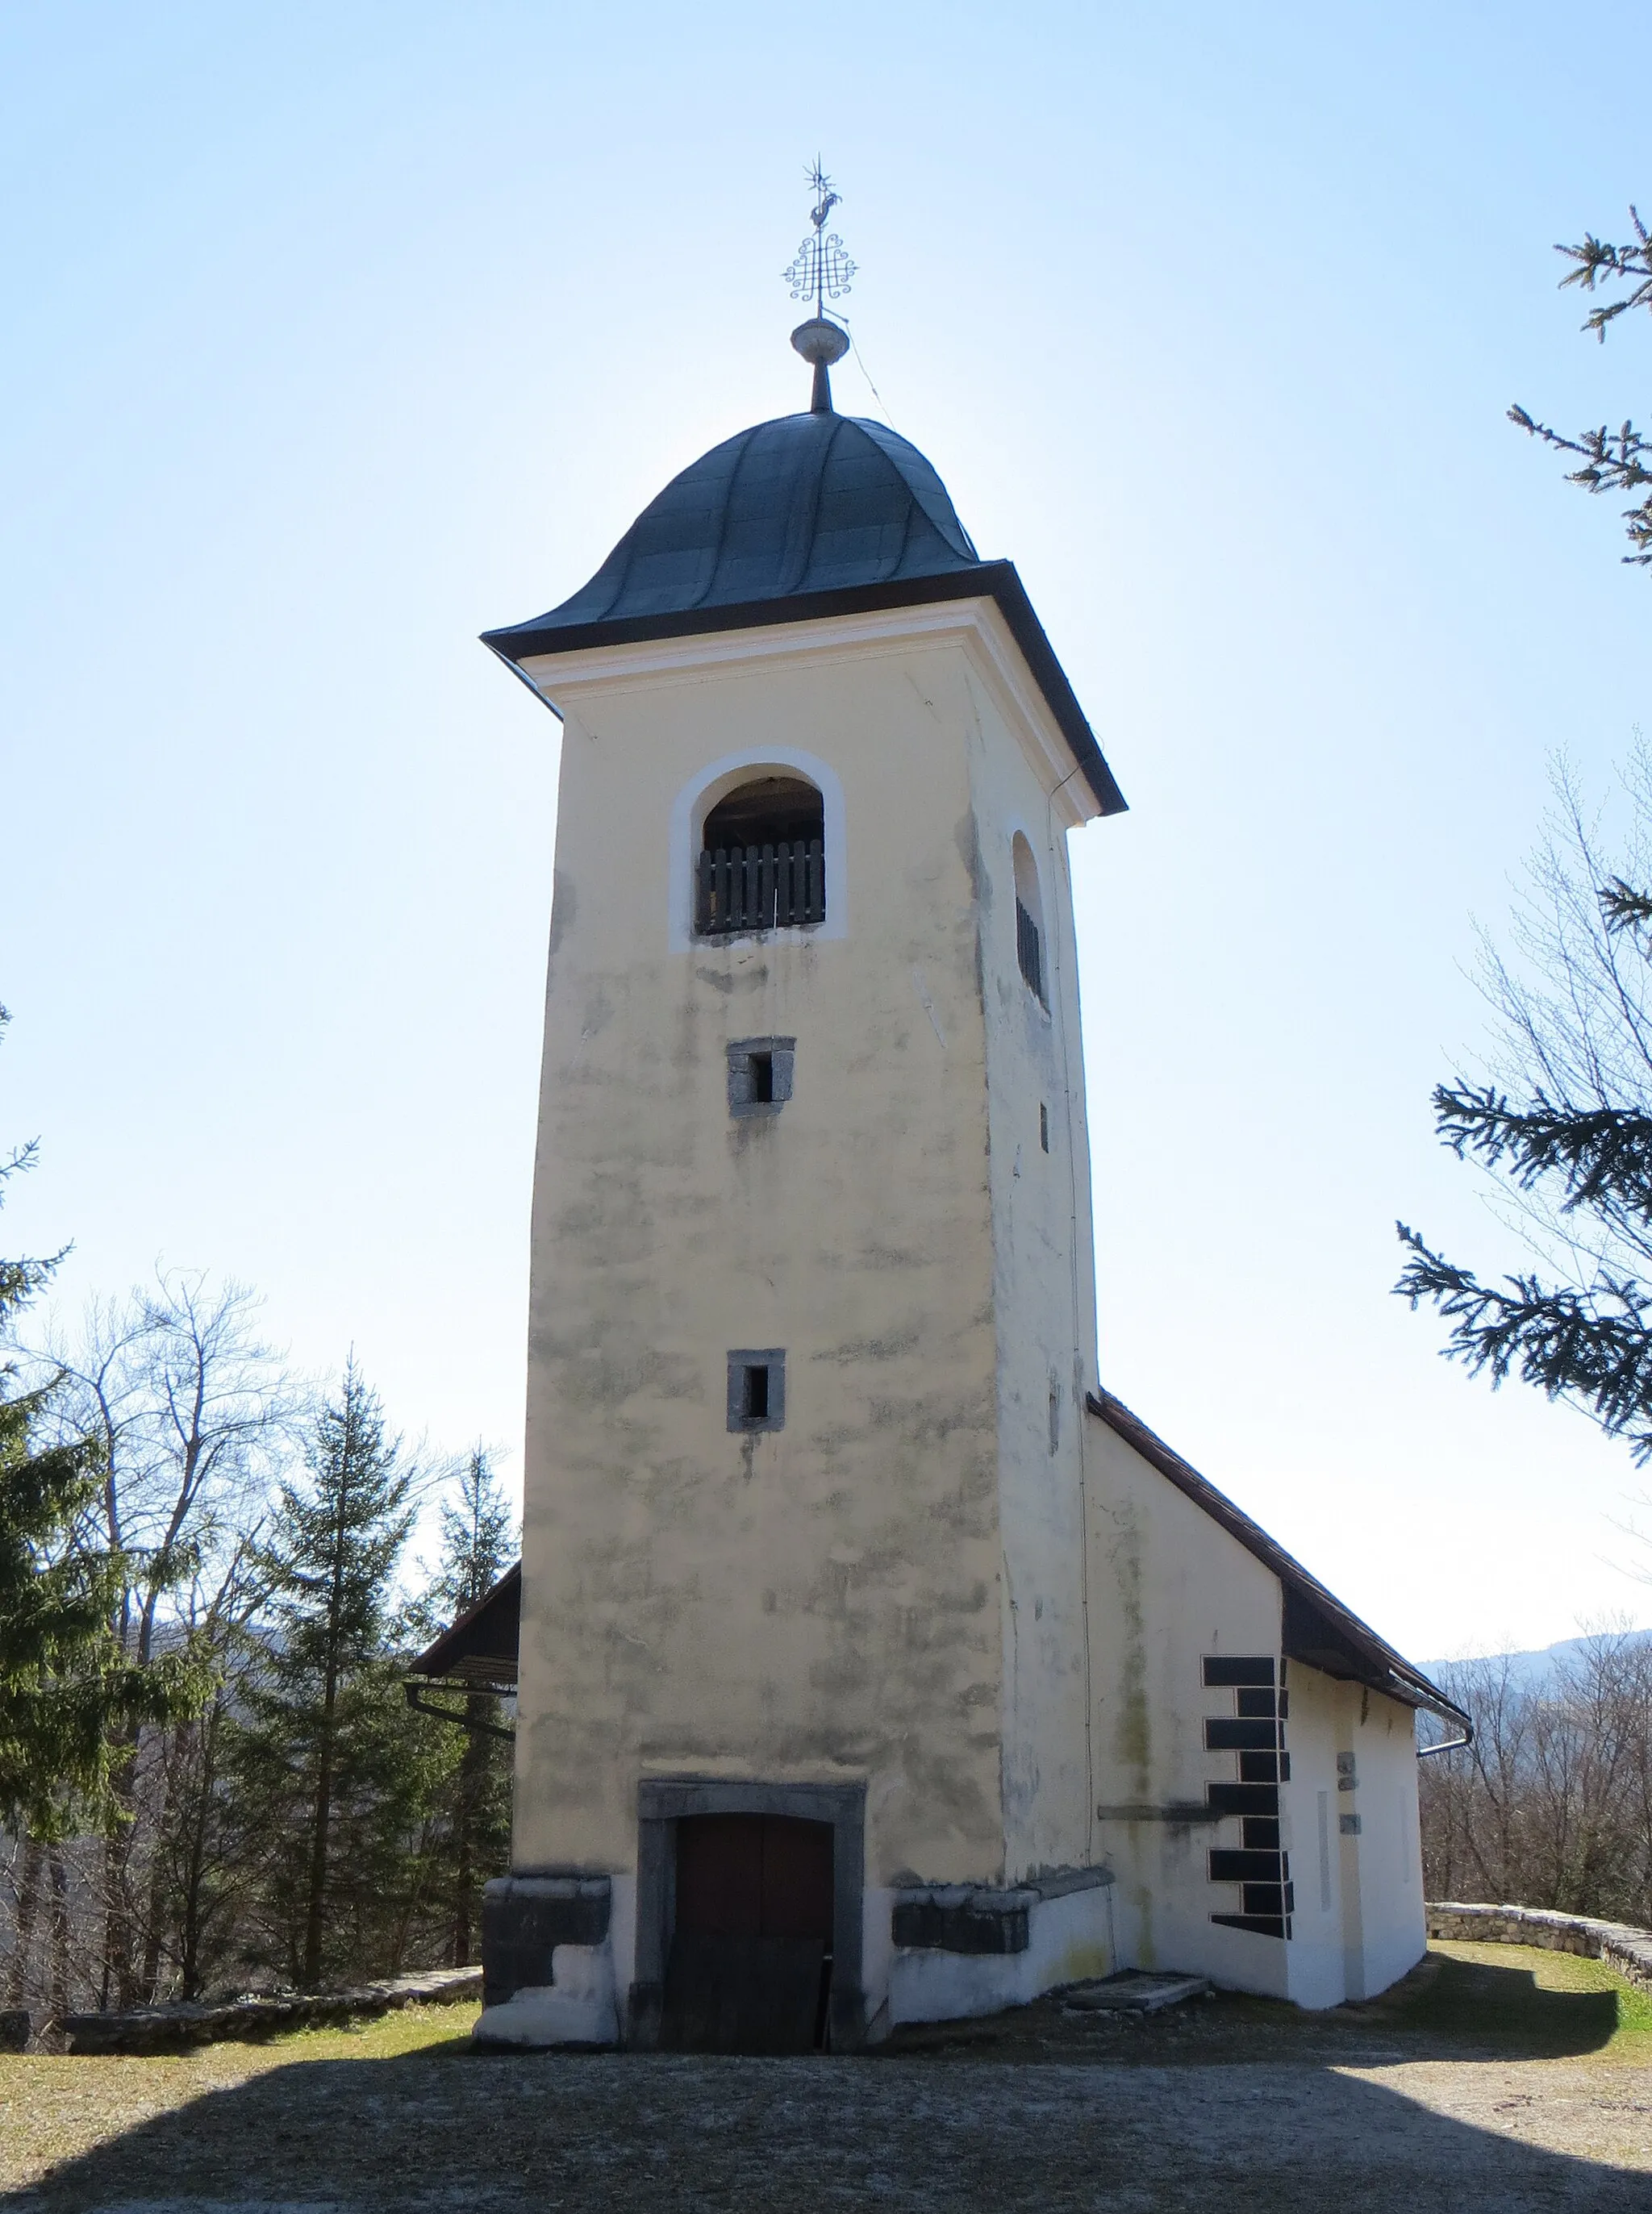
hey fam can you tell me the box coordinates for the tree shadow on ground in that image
[4,2022,1646,2214]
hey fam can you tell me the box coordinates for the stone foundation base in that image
[886,1866,1116,2024]
[474,1945,620,2047]
[478,1873,618,2048]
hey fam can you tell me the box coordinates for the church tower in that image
[456,189,1469,2044]
[465,195,1462,2046]
[474,229,1128,2043]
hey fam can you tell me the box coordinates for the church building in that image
[444,239,1469,2049]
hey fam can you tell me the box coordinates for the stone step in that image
[1061,1972,1212,2015]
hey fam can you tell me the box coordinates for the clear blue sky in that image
[5,2,1649,1657]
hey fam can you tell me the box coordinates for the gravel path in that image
[5,2049,1650,2212]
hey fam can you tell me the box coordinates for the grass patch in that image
[261,1999,481,2060]
[0,2004,480,2193]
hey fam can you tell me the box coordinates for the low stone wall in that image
[1428,1900,1652,1995]
[55,1966,482,2055]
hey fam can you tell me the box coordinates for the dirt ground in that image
[2,1941,1650,2212]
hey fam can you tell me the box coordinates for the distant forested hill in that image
[1422,1627,1652,1696]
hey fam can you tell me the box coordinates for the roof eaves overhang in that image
[1085,1391,1472,1741]
[481,560,1127,819]
[406,1560,521,1693]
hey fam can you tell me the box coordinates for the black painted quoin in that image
[1203,1656,1293,1940]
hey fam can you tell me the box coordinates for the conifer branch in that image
[1511,205,1652,565]
[1430,1081,1652,1215]
[1395,1223,1652,1461]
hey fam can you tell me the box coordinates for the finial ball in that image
[791,318,849,368]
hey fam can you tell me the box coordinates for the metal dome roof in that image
[486,411,985,644]
[482,405,1127,818]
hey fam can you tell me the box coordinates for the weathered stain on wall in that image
[1104,1502,1150,1790]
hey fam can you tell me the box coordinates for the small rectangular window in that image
[1039,1103,1049,1153]
[728,1349,785,1432]
[728,1038,795,1118]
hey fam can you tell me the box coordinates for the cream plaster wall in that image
[970,673,1099,1881]
[497,581,1433,2031]
[1083,1416,1290,1995]
[508,605,1101,1910]
[1083,1416,1429,2005]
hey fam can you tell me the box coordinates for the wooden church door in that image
[659,1814,834,2052]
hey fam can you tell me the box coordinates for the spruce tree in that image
[1399,753,1652,1465]
[1404,217,1652,1465]
[424,1450,514,1966]
[232,1361,416,1987]
[0,1007,192,1843]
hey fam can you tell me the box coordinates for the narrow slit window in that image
[1012,832,1049,1008]
[727,1349,785,1432]
[727,1038,795,1117]
[1039,1103,1049,1153]
[1016,902,1043,1002]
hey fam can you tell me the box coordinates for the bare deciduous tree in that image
[1421,1625,1652,1926]
[23,1272,294,2006]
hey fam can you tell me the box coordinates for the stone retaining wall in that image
[1428,1900,1652,1996]
[50,1966,482,2055]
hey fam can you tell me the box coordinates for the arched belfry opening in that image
[1012,832,1048,1007]
[695,773,826,937]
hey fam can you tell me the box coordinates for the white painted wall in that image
[1275,1658,1347,2011]
[1279,1670,1425,2004]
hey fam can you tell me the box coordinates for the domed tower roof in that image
[483,406,1126,817]
[486,411,983,641]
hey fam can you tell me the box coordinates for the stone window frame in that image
[728,1037,796,1118]
[628,1775,867,2050]
[728,1349,785,1432]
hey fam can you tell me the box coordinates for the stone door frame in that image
[630,1776,866,2050]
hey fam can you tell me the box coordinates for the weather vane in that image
[784,160,857,317]
[784,161,854,414]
